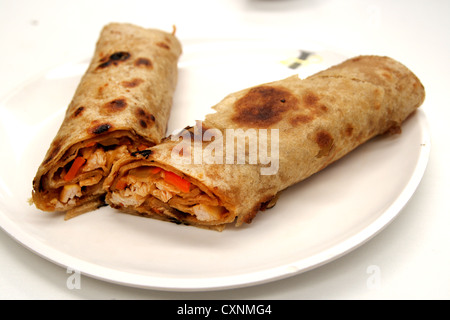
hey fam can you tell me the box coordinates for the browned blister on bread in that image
[32,23,181,218]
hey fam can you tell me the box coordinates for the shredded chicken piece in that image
[59,184,82,203]
[109,191,145,207]
[82,148,107,172]
[107,145,129,166]
[50,198,65,210]
[152,188,173,203]
[108,179,154,207]
[123,181,154,198]
[79,144,128,175]
[155,180,180,194]
[193,204,225,221]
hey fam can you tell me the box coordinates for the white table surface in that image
[0,0,448,300]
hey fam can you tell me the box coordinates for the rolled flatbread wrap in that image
[104,55,425,231]
[32,23,182,219]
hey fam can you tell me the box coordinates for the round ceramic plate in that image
[0,38,430,291]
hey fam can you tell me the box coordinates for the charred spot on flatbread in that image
[232,85,299,128]
[289,91,328,126]
[71,106,85,118]
[96,83,109,98]
[102,98,128,112]
[96,51,131,69]
[134,57,153,68]
[131,149,153,158]
[303,91,320,106]
[344,124,354,137]
[121,78,144,88]
[289,114,313,125]
[302,91,328,115]
[89,122,112,135]
[135,107,155,129]
[314,130,334,158]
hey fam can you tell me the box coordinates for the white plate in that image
[0,39,430,291]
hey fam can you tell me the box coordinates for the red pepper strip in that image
[115,177,128,190]
[150,167,162,174]
[85,141,97,147]
[138,144,150,151]
[63,156,86,182]
[163,170,191,193]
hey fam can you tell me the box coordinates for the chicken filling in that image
[49,137,143,209]
[109,166,228,222]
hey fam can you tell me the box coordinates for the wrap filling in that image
[108,165,232,224]
[40,133,151,211]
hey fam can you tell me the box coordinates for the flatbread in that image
[104,55,425,231]
[31,22,182,219]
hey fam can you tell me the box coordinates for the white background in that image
[0,0,449,299]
